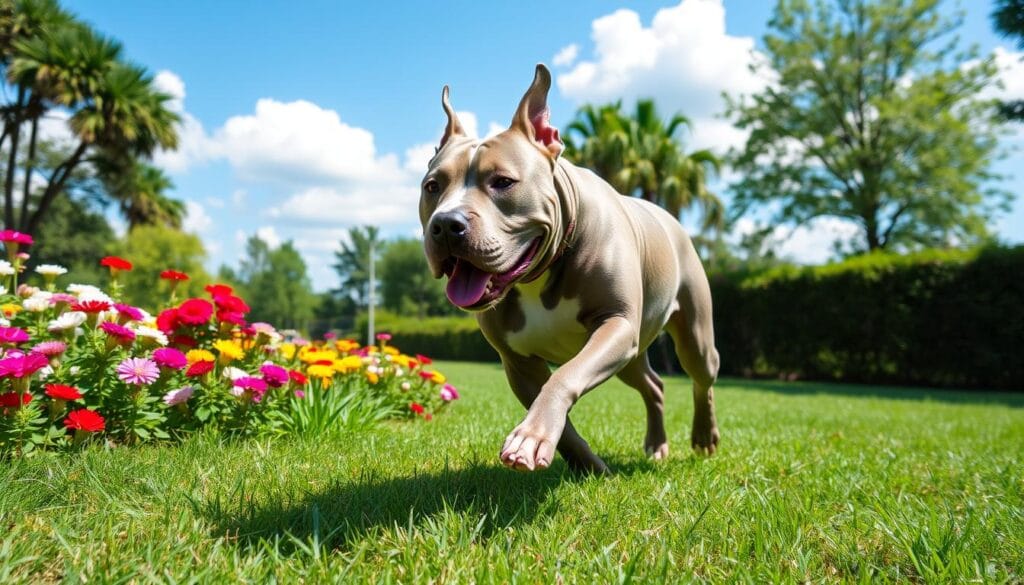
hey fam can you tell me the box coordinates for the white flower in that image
[38,365,54,381]
[132,325,168,346]
[48,311,87,332]
[223,366,249,381]
[163,386,194,406]
[229,386,245,398]
[23,294,51,313]
[35,264,68,277]
[0,260,14,276]
[0,317,8,327]
[400,382,411,391]
[394,368,404,377]
[67,283,102,296]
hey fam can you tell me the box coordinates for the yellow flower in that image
[430,371,446,384]
[186,349,215,364]
[279,342,296,360]
[307,364,334,379]
[335,339,361,352]
[393,354,414,369]
[333,355,363,374]
[213,339,245,362]
[366,371,379,384]
[299,347,337,364]
[382,346,399,356]
[1,303,22,318]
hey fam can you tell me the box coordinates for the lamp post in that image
[367,239,375,346]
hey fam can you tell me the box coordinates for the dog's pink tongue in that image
[446,259,491,307]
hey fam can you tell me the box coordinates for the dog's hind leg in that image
[616,355,669,460]
[502,354,610,474]
[665,273,721,455]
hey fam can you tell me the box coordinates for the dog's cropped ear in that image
[439,85,466,150]
[511,64,563,159]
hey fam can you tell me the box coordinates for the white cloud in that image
[555,0,769,153]
[153,70,186,113]
[731,216,862,264]
[151,70,213,173]
[404,142,436,174]
[267,184,419,227]
[182,200,212,233]
[255,225,281,249]
[553,44,579,68]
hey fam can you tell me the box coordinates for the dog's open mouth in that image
[442,237,542,309]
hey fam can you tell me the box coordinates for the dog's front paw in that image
[500,414,564,472]
[690,419,720,456]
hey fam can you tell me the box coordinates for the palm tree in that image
[97,157,184,230]
[564,100,725,231]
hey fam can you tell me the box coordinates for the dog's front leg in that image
[501,316,638,471]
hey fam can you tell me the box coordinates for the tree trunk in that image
[24,141,89,235]
[3,87,26,228]
[18,115,40,228]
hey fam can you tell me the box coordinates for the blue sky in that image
[64,0,1024,290]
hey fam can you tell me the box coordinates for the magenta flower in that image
[100,321,136,344]
[116,357,160,385]
[0,352,48,378]
[440,383,459,401]
[0,326,30,345]
[152,347,188,370]
[0,230,33,246]
[114,303,145,322]
[49,293,77,305]
[32,340,67,357]
[376,332,392,341]
[259,363,289,387]
[163,386,194,406]
[233,376,268,402]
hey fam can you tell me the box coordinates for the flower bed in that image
[0,231,458,456]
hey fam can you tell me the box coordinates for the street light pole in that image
[367,239,375,346]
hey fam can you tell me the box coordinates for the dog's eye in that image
[490,176,516,190]
[424,179,440,194]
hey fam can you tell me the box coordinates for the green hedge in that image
[355,311,499,362]
[710,246,1024,390]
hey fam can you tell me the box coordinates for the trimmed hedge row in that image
[359,246,1023,390]
[710,246,1024,390]
[355,311,499,362]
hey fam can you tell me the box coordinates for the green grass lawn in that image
[2,361,1022,583]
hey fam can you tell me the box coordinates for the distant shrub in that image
[356,311,499,362]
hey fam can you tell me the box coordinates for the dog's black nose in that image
[430,211,469,243]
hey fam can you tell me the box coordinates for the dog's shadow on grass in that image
[200,457,656,555]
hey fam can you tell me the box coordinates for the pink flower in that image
[440,383,459,401]
[32,340,67,356]
[100,321,136,344]
[0,352,48,378]
[152,347,187,370]
[259,363,289,388]
[114,303,144,322]
[49,293,77,306]
[163,386,194,406]
[116,357,160,385]
[294,390,306,398]
[376,332,392,341]
[0,326,30,345]
[233,376,268,402]
[0,230,33,245]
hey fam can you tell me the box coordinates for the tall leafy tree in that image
[111,225,212,311]
[331,225,379,307]
[97,157,184,230]
[564,99,725,231]
[727,0,1008,253]
[236,237,317,331]
[992,0,1024,121]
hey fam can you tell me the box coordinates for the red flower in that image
[100,256,132,271]
[313,359,334,366]
[409,402,424,415]
[0,230,33,245]
[213,294,250,314]
[70,299,111,314]
[415,354,433,366]
[45,384,82,401]
[64,408,105,432]
[177,299,213,325]
[185,360,214,377]
[216,310,246,326]
[160,270,190,281]
[205,284,233,297]
[156,309,179,333]
[0,391,32,408]
[288,370,308,385]
[418,371,434,381]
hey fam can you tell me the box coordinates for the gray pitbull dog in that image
[419,64,720,474]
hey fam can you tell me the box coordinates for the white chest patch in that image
[505,279,589,365]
